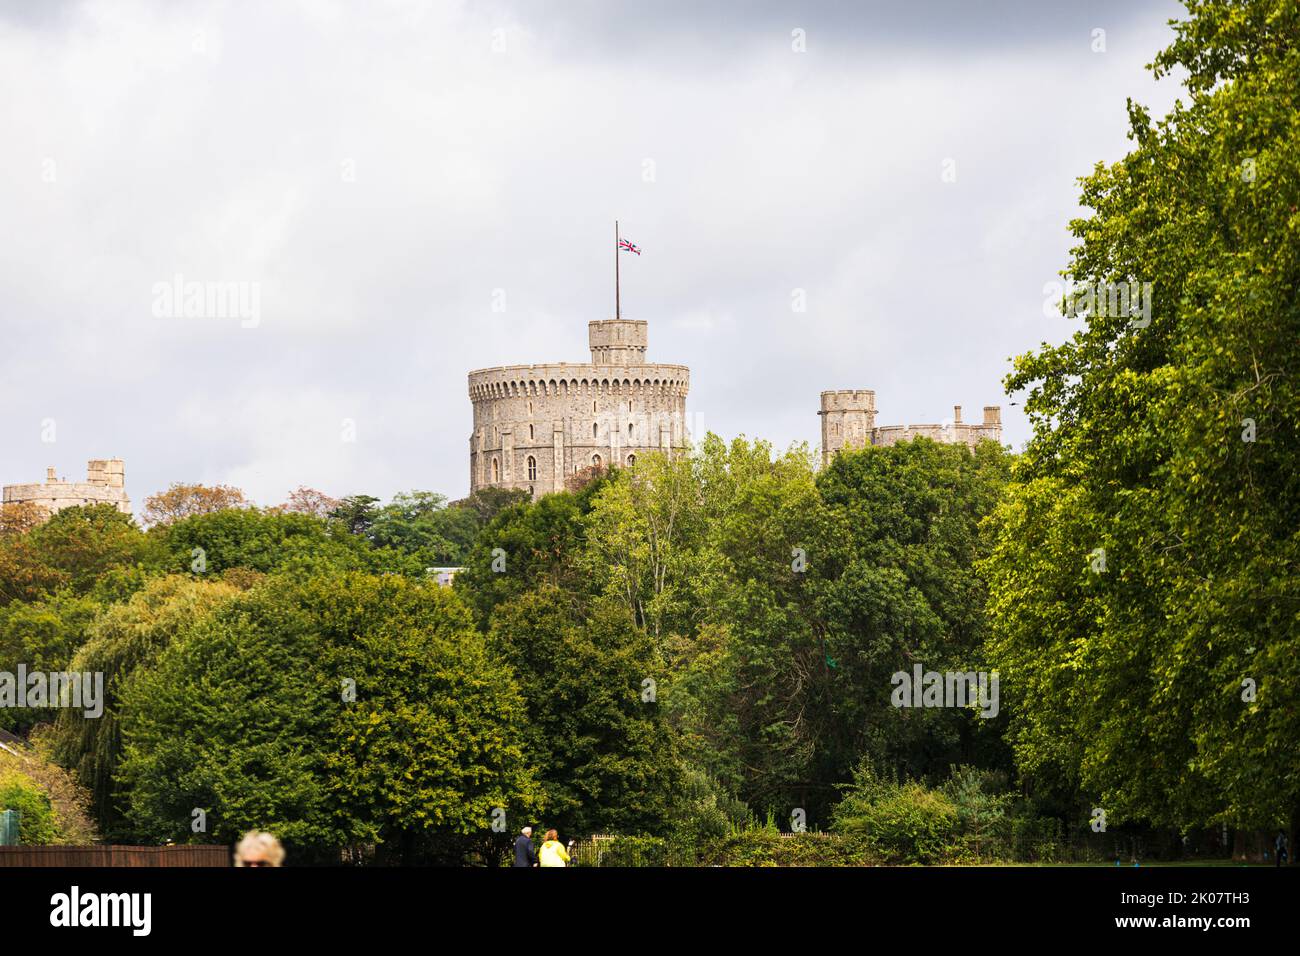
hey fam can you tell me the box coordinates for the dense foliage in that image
[983,0,1300,835]
[1,1,1293,864]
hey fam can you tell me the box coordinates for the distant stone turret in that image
[3,459,131,521]
[819,391,1002,466]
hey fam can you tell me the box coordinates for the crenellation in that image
[820,391,1002,465]
[3,459,131,520]
[468,319,691,499]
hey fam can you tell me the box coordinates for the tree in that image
[142,483,249,528]
[0,501,48,537]
[49,575,243,833]
[488,586,680,836]
[276,486,340,519]
[0,590,103,734]
[115,572,540,861]
[16,504,155,598]
[669,435,1011,824]
[328,495,381,537]
[453,481,606,631]
[369,491,458,565]
[453,486,530,524]
[582,451,705,646]
[983,0,1300,833]
[0,736,98,845]
[155,507,412,578]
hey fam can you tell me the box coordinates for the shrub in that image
[831,759,959,864]
[697,828,875,867]
[0,772,59,845]
[598,835,672,867]
[941,765,1014,862]
[0,738,98,845]
[1009,811,1062,863]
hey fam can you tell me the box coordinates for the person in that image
[513,826,537,868]
[538,829,570,868]
[234,830,285,868]
[1276,830,1289,868]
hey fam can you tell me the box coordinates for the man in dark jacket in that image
[513,826,537,867]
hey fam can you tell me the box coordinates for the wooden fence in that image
[0,845,230,867]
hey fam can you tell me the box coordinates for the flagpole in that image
[615,219,620,320]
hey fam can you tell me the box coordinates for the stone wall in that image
[2,460,131,519]
[820,392,1002,466]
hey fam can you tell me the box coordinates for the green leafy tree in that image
[0,590,103,733]
[328,495,382,537]
[669,435,1010,824]
[5,504,155,600]
[983,0,1300,833]
[156,507,421,577]
[49,575,243,833]
[488,586,680,836]
[116,572,539,862]
[454,481,606,630]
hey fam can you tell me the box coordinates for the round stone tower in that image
[468,319,690,498]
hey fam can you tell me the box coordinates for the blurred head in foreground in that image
[234,830,285,868]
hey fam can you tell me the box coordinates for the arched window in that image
[527,456,537,480]
[592,454,602,467]
[592,400,597,413]
[491,458,500,482]
[592,422,598,438]
[628,400,633,412]
[627,453,636,467]
[529,424,535,440]
[528,400,533,415]
[627,422,634,437]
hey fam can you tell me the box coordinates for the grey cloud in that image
[0,0,1187,512]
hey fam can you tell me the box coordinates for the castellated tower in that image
[819,391,1002,466]
[468,318,690,499]
[819,390,878,464]
[2,459,131,521]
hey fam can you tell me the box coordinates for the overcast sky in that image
[0,0,1188,512]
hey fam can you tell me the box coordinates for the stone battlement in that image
[819,393,1002,465]
[3,459,131,520]
[468,316,690,498]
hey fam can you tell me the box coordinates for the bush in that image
[941,766,1014,863]
[1009,812,1062,863]
[0,739,98,845]
[597,835,673,867]
[697,828,875,867]
[674,766,755,844]
[0,772,58,845]
[831,759,959,864]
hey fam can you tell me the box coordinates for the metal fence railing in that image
[567,835,697,868]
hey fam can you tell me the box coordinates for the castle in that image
[2,459,131,521]
[819,390,1002,466]
[467,318,691,498]
[466,312,1002,497]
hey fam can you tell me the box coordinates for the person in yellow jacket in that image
[537,829,570,867]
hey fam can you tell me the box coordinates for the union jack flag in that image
[618,238,641,255]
